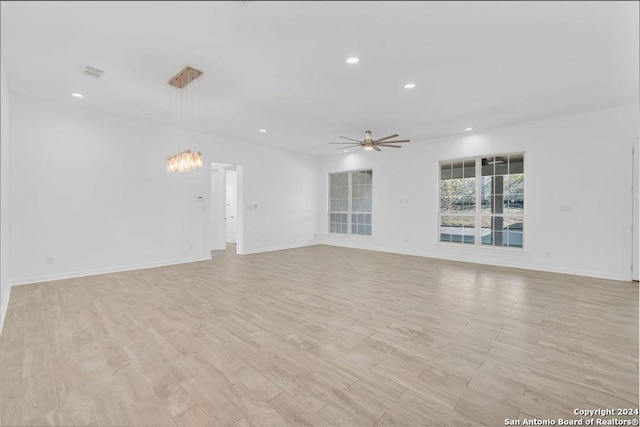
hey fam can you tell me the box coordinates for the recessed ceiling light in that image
[346,57,360,64]
[465,127,473,131]
[71,93,84,98]
[259,129,267,133]
[404,83,416,89]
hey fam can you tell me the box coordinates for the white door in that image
[210,166,227,250]
[633,138,639,281]
[225,169,238,244]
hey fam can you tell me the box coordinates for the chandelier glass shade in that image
[167,66,204,173]
[167,149,204,173]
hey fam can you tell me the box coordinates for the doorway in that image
[210,162,243,254]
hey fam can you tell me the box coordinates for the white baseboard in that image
[509,263,629,282]
[319,240,631,282]
[9,254,213,287]
[429,251,629,281]
[238,241,319,255]
[0,287,10,335]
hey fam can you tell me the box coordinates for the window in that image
[440,160,477,244]
[329,170,372,236]
[440,153,524,248]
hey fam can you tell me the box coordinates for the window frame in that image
[328,169,373,236]
[438,152,525,249]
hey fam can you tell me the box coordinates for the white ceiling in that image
[1,1,638,156]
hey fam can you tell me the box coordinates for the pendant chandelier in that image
[167,66,204,173]
[167,149,204,172]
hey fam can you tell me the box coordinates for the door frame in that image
[210,162,243,254]
[633,138,639,281]
[224,167,238,244]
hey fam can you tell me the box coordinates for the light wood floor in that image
[1,244,638,427]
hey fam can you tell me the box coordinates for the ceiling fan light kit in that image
[329,130,410,152]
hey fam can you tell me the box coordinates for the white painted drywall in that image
[210,164,227,251]
[7,93,634,286]
[319,105,640,281]
[0,61,11,331]
[8,95,319,285]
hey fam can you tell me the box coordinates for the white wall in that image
[5,93,636,288]
[209,163,227,251]
[320,105,640,281]
[8,94,319,285]
[0,61,11,331]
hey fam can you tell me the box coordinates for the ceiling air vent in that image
[82,65,104,79]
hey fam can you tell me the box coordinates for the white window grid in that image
[439,153,525,248]
[328,169,372,236]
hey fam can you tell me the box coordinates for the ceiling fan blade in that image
[377,144,403,148]
[373,134,399,143]
[329,142,361,144]
[373,146,382,152]
[381,139,410,143]
[336,144,361,149]
[339,136,363,143]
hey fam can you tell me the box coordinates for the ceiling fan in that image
[330,130,410,152]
